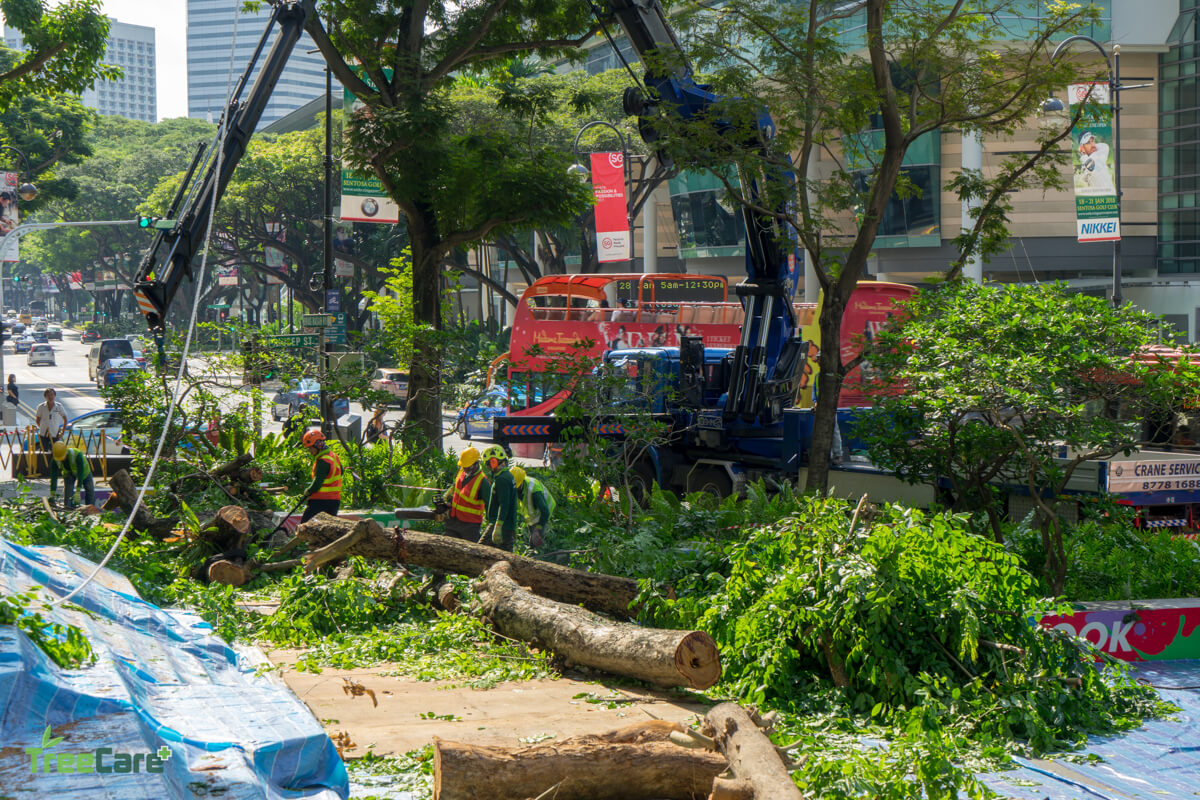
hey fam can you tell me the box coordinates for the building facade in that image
[3,18,157,122]
[186,0,326,130]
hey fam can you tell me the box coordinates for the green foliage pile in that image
[0,589,94,669]
[642,495,1161,751]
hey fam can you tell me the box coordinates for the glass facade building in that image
[1160,0,1200,274]
[187,0,326,130]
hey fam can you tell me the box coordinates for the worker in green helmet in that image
[478,444,517,551]
[509,466,555,549]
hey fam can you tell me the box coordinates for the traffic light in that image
[137,215,161,229]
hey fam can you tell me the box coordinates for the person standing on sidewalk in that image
[50,441,94,509]
[6,375,17,408]
[35,388,67,450]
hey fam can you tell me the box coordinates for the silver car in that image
[27,343,55,366]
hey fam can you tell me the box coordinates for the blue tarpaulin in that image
[980,661,1200,798]
[0,536,349,799]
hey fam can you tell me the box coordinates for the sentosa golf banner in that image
[1069,82,1120,243]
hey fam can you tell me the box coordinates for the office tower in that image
[187,0,326,130]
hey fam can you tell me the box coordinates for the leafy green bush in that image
[645,496,1161,751]
[0,590,94,669]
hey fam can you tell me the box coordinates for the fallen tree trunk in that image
[702,704,801,800]
[108,469,177,540]
[296,514,639,618]
[475,561,720,689]
[433,721,725,800]
[198,505,251,551]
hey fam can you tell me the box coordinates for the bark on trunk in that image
[295,515,640,618]
[701,703,801,800]
[433,721,725,800]
[108,469,177,540]
[475,561,720,689]
[198,505,251,551]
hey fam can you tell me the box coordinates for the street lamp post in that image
[1044,37,1150,307]
[568,120,633,271]
[0,145,37,400]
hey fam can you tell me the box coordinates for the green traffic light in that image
[138,216,153,228]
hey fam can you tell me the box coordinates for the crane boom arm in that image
[134,0,317,332]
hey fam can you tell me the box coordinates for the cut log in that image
[432,578,460,612]
[296,514,639,618]
[108,469,177,540]
[433,721,725,800]
[701,704,801,800]
[475,561,720,689]
[207,557,252,587]
[198,505,252,551]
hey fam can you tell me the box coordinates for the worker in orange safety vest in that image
[301,429,342,522]
[441,446,491,541]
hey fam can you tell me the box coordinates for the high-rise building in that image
[3,18,157,122]
[187,0,326,130]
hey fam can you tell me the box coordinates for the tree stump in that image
[199,505,252,551]
[701,704,801,800]
[296,514,640,618]
[433,721,725,800]
[475,561,721,689]
[108,469,177,540]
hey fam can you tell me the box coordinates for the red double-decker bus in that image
[506,274,740,414]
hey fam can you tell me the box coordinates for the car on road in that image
[271,378,350,421]
[33,320,47,333]
[87,338,135,380]
[456,385,509,440]
[46,325,62,340]
[27,344,55,367]
[97,357,142,388]
[13,336,33,354]
[80,329,100,343]
[30,330,48,344]
[369,368,409,407]
[11,322,24,336]
[64,408,127,455]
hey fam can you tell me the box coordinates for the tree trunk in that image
[406,209,444,446]
[295,515,640,618]
[198,505,251,551]
[207,557,253,587]
[701,703,802,800]
[475,561,721,689]
[806,288,845,495]
[433,721,725,800]
[108,469,177,540]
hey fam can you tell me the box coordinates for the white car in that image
[27,343,55,366]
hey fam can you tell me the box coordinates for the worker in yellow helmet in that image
[479,444,517,550]
[50,440,93,509]
[510,466,556,549]
[441,446,490,541]
[301,429,342,522]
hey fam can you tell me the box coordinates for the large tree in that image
[0,0,116,109]
[0,69,94,208]
[308,0,598,441]
[643,0,1098,491]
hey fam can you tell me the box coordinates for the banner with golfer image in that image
[1069,82,1120,243]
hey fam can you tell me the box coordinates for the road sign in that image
[302,313,337,327]
[324,325,347,345]
[258,333,320,349]
[326,290,341,312]
[207,303,230,310]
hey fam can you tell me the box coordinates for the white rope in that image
[51,9,245,607]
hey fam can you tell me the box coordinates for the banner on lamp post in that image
[590,152,629,263]
[1069,82,1120,243]
[341,71,401,224]
[1,171,20,261]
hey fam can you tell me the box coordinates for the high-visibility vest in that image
[451,469,487,523]
[310,450,342,500]
[522,476,556,524]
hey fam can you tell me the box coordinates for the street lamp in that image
[569,120,632,270]
[1043,38,1149,307]
[0,145,37,400]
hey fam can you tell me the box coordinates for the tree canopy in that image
[0,0,117,110]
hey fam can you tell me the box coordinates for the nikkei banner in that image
[1,171,20,261]
[1069,82,1120,243]
[590,152,629,263]
[342,70,401,224]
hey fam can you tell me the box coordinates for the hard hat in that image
[302,429,326,448]
[458,447,480,468]
[481,444,507,466]
[510,466,526,488]
[52,441,67,461]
